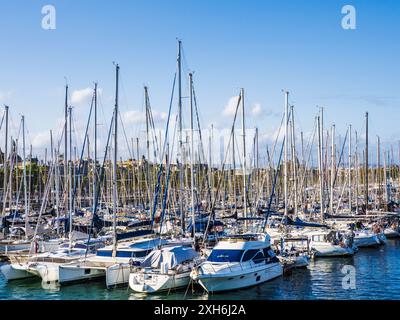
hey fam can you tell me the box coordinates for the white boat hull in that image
[354,234,381,248]
[106,263,131,288]
[384,228,400,238]
[311,243,355,257]
[193,263,282,293]
[129,271,191,293]
[59,264,106,285]
[0,263,35,281]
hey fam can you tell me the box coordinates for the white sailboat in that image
[129,245,201,293]
[353,229,381,248]
[305,230,356,257]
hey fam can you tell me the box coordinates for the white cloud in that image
[122,109,167,125]
[222,96,240,117]
[71,87,102,105]
[251,103,262,116]
[31,131,51,149]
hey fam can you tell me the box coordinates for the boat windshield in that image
[207,249,244,262]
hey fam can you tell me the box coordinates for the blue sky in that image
[0,0,399,162]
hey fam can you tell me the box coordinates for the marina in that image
[0,1,399,302]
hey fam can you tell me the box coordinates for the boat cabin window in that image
[207,249,244,262]
[263,248,275,258]
[252,252,265,264]
[241,249,259,262]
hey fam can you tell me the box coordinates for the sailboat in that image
[304,229,356,257]
[129,245,201,293]
[129,69,204,294]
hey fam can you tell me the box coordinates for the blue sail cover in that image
[282,216,329,229]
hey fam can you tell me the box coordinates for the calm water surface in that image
[1,239,400,300]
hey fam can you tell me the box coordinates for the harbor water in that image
[1,239,399,300]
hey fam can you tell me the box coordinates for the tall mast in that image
[317,113,324,222]
[255,127,259,200]
[284,91,289,218]
[365,112,369,213]
[144,86,152,213]
[2,105,9,215]
[290,105,298,216]
[241,88,247,221]
[177,40,185,233]
[348,125,352,212]
[112,64,119,256]
[232,125,237,212]
[383,149,388,207]
[22,116,28,240]
[189,73,195,240]
[93,83,98,213]
[330,124,335,214]
[209,124,214,207]
[377,135,381,210]
[64,85,68,228]
[50,130,54,207]
[68,106,73,248]
[355,131,359,214]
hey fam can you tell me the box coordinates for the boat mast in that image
[209,124,214,208]
[365,112,369,213]
[189,73,195,241]
[2,105,9,217]
[68,106,73,249]
[241,88,247,222]
[93,83,98,214]
[177,40,185,234]
[50,130,54,207]
[144,86,152,214]
[330,124,335,214]
[348,125,352,212]
[317,111,324,222]
[64,85,68,235]
[290,104,298,216]
[383,149,389,209]
[355,131,359,214]
[22,116,29,240]
[284,91,289,218]
[255,127,259,207]
[112,64,119,257]
[232,125,237,213]
[377,135,381,210]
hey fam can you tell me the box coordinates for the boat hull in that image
[193,263,282,293]
[311,243,355,257]
[354,234,381,248]
[106,263,131,288]
[129,271,191,293]
[0,264,36,281]
[59,265,106,285]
